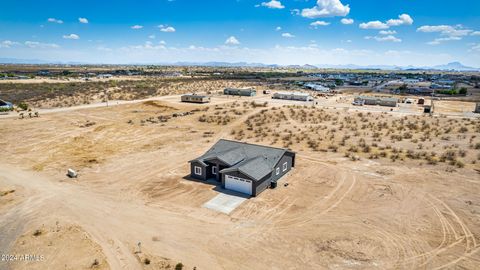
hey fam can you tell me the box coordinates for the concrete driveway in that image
[203,190,249,214]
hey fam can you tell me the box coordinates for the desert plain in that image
[1,73,480,270]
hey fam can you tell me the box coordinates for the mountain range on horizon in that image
[0,58,478,72]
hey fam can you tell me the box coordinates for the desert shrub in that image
[455,160,465,168]
[17,102,29,111]
[143,258,151,265]
[175,263,184,270]
[458,126,468,133]
[91,259,100,268]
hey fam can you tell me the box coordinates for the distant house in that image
[272,92,313,102]
[37,70,50,76]
[304,83,330,92]
[354,96,397,107]
[181,94,210,103]
[189,139,296,196]
[0,99,13,110]
[224,87,256,96]
[97,74,113,79]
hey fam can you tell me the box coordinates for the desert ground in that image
[1,87,480,269]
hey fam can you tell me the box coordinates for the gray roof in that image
[190,139,293,181]
[356,96,397,102]
[182,94,209,98]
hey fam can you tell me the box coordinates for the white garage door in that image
[225,175,252,195]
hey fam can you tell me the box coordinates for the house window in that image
[276,167,280,175]
[194,166,202,175]
[282,162,288,172]
[212,166,217,175]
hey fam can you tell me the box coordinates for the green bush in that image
[17,102,28,111]
[0,107,13,112]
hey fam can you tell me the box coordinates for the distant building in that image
[0,99,13,110]
[403,79,420,84]
[408,88,434,95]
[272,92,313,102]
[224,87,256,96]
[97,74,113,79]
[430,83,451,90]
[304,83,330,92]
[181,94,211,104]
[37,70,50,76]
[354,96,397,107]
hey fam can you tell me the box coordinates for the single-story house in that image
[0,99,13,110]
[189,139,295,196]
[272,92,313,102]
[354,96,397,107]
[181,94,211,103]
[224,87,256,96]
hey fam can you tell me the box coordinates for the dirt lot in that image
[1,94,479,269]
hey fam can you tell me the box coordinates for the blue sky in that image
[1,0,480,66]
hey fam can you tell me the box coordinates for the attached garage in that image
[225,175,252,195]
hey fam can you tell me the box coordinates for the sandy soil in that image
[0,94,479,269]
[8,222,109,270]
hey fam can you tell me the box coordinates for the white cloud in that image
[471,31,480,36]
[276,26,282,31]
[78,17,89,24]
[360,14,413,30]
[290,9,300,16]
[225,36,240,45]
[365,35,402,42]
[301,0,350,18]
[131,25,143,29]
[0,40,20,48]
[359,21,389,30]
[63,34,80,40]
[47,18,63,24]
[24,41,59,48]
[340,18,354,25]
[282,32,295,38]
[260,0,285,9]
[148,35,156,39]
[158,25,176,32]
[417,25,473,44]
[376,35,402,42]
[159,40,166,45]
[469,43,480,52]
[417,25,472,37]
[310,21,330,28]
[427,36,462,45]
[379,30,396,35]
[386,14,413,26]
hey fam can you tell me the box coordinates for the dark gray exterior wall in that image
[190,161,206,180]
[270,154,294,183]
[254,173,273,196]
